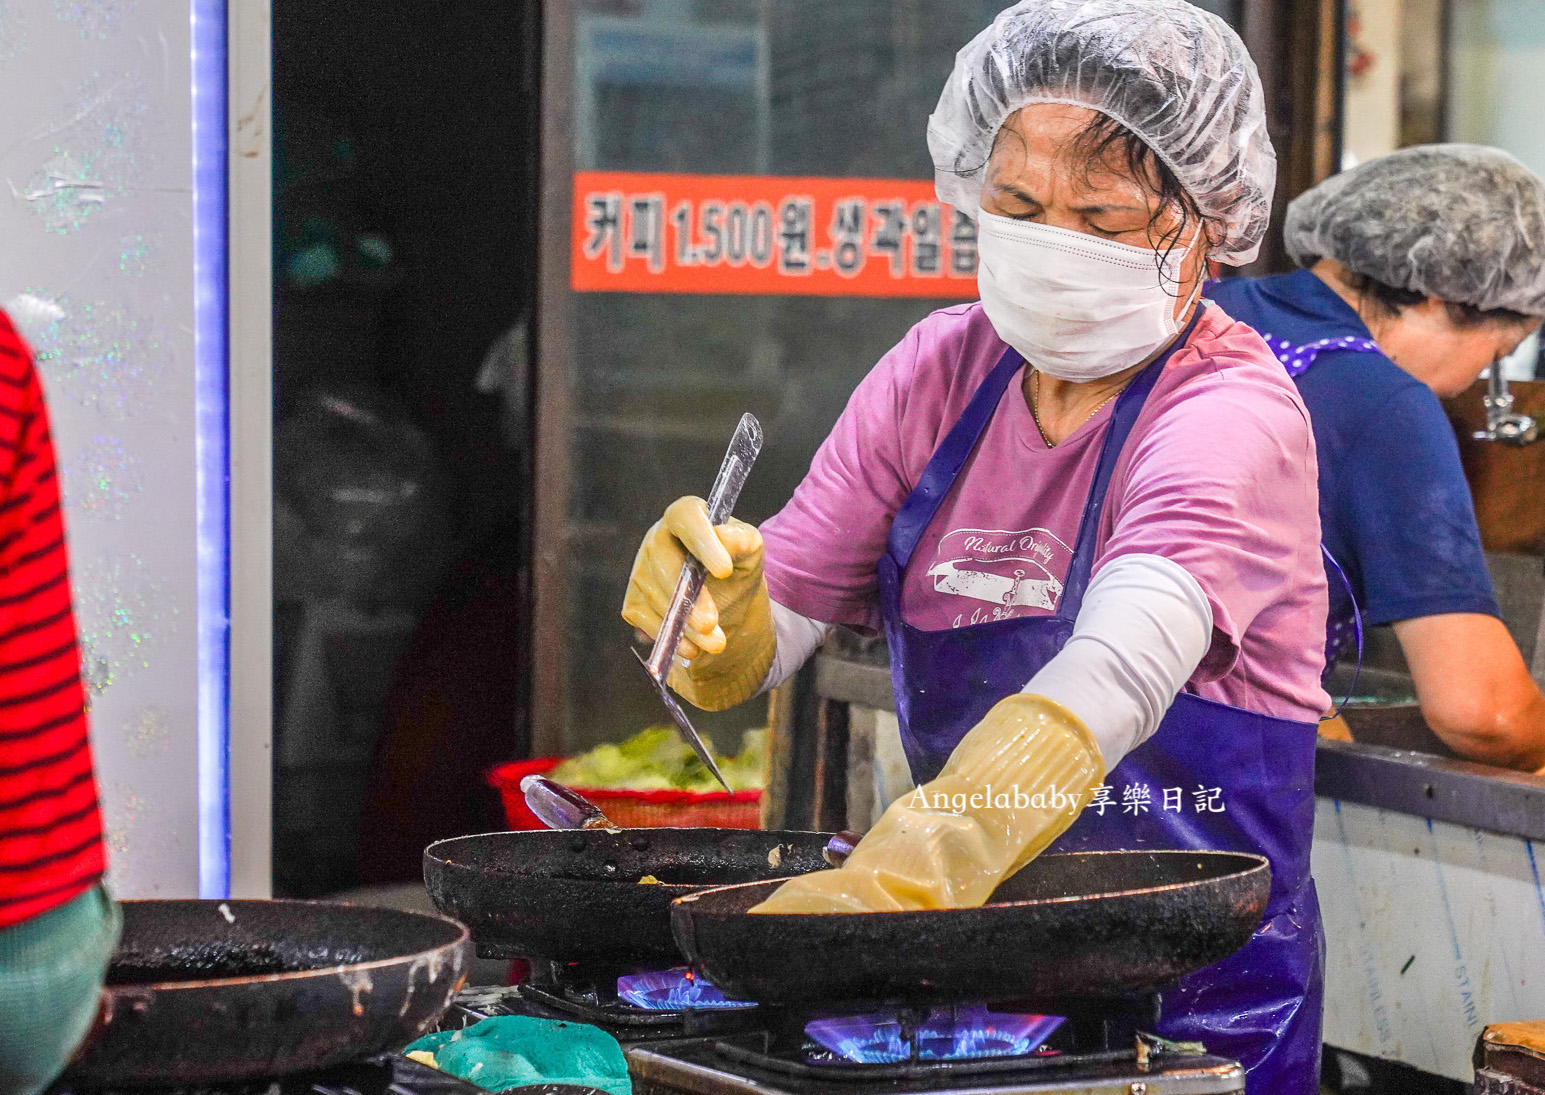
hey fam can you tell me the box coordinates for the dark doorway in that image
[270,0,539,897]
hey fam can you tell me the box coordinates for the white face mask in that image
[975,209,1199,382]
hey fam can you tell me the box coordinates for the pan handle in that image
[822,830,865,868]
[521,775,618,831]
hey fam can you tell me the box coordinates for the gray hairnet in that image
[928,0,1276,266]
[1285,144,1545,316]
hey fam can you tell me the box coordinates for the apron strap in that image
[1262,330,1384,701]
[1322,544,1365,718]
[1056,308,1206,621]
[886,345,1027,569]
[1263,333,1383,377]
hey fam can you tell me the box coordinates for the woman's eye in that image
[1092,221,1155,241]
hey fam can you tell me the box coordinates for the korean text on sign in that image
[572,171,980,298]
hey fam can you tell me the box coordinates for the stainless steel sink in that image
[1325,664,1458,757]
[1326,663,1416,707]
[1339,704,1458,758]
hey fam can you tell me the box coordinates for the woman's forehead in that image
[988,106,1156,206]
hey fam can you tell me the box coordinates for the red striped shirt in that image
[0,309,104,929]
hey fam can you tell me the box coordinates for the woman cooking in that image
[623,2,1328,1091]
[1208,146,1545,771]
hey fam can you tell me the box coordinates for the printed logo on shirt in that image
[926,527,1073,627]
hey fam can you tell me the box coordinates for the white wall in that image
[228,0,273,901]
[1343,0,1403,167]
[1449,0,1545,180]
[0,2,202,896]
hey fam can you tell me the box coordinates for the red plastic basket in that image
[489,756,763,830]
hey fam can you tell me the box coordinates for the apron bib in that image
[877,314,1325,1093]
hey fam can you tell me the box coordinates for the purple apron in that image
[878,315,1325,1093]
[1265,333,1384,671]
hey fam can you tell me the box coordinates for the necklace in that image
[1029,369,1123,448]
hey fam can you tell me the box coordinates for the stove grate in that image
[53,1055,488,1095]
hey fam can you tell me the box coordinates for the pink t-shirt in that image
[761,301,1330,722]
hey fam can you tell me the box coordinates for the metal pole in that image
[532,0,578,757]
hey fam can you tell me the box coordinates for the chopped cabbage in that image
[551,725,769,792]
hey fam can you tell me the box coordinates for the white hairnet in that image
[1285,144,1545,316]
[928,0,1276,266]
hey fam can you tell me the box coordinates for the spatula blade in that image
[633,648,733,793]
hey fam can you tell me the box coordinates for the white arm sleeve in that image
[760,600,834,692]
[1022,553,1213,775]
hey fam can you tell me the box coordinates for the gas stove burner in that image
[617,966,758,1011]
[689,993,1178,1082]
[630,1035,1247,1093]
[803,1005,1065,1064]
[442,980,764,1042]
[513,961,762,1030]
[517,982,690,1028]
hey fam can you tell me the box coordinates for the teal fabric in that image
[0,886,120,1095]
[406,1016,631,1095]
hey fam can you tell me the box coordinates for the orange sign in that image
[571,171,980,298]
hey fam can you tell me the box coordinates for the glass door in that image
[533,0,1248,756]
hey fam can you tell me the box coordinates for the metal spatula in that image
[634,412,763,793]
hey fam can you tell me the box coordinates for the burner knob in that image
[1128,1084,1148,1095]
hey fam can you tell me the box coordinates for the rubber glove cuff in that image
[749,694,1102,914]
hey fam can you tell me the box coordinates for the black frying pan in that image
[670,850,1270,1007]
[64,899,470,1087]
[423,828,834,964]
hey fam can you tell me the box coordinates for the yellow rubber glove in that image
[750,694,1103,913]
[621,495,775,712]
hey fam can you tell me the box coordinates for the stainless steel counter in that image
[811,652,1545,841]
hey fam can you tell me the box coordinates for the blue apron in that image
[878,315,1325,1093]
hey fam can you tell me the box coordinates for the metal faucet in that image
[1474,360,1539,446]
